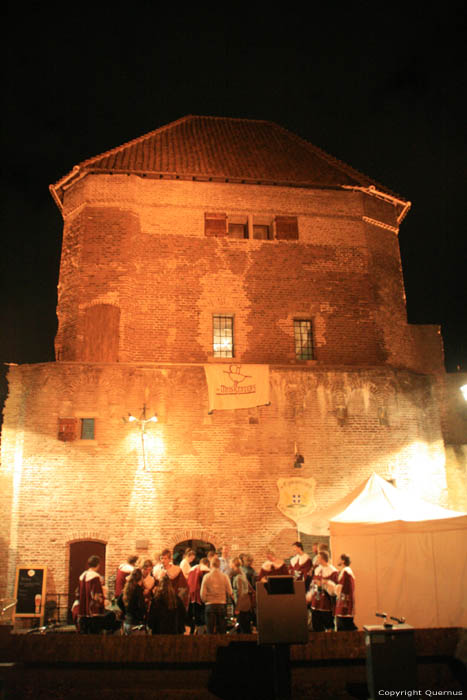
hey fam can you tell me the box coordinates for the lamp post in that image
[127,404,158,471]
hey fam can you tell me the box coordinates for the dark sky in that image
[1,3,466,404]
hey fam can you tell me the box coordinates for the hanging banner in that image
[277,477,317,524]
[204,364,270,413]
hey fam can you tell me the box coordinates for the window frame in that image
[212,314,235,358]
[293,319,314,361]
[80,417,96,440]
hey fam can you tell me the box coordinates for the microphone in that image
[390,616,405,624]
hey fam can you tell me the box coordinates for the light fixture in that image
[336,406,347,426]
[378,406,389,426]
[460,384,467,402]
[293,441,304,468]
[124,405,158,470]
[294,454,304,469]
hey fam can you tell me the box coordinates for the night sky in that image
[2,5,465,412]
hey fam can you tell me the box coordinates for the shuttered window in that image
[205,213,228,237]
[58,418,77,441]
[275,216,299,240]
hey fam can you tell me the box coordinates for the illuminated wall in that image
[0,362,447,597]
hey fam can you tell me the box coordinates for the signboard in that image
[14,566,47,624]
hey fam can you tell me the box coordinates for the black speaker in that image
[364,624,417,699]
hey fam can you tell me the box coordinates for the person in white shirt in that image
[180,549,196,579]
[200,556,232,633]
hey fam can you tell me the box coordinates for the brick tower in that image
[0,116,448,600]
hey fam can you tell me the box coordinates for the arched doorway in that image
[68,540,106,620]
[173,539,215,565]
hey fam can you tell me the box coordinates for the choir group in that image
[74,541,356,635]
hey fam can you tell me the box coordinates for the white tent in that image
[302,473,467,629]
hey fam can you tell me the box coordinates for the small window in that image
[294,320,313,360]
[275,216,299,240]
[80,418,95,440]
[205,213,227,237]
[213,315,234,358]
[228,221,248,239]
[252,224,271,240]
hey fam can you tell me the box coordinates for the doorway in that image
[173,539,215,565]
[68,540,106,618]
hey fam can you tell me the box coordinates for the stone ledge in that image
[1,628,463,665]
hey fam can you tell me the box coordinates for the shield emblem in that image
[277,477,317,524]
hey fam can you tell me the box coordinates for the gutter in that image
[49,165,81,212]
[342,185,411,224]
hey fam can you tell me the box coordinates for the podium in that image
[363,624,417,699]
[256,576,308,645]
[256,576,308,699]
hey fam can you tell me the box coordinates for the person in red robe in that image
[257,550,289,582]
[335,553,357,631]
[78,554,120,634]
[289,541,312,588]
[154,549,189,610]
[78,555,105,633]
[114,554,138,598]
[187,557,210,633]
[307,550,338,631]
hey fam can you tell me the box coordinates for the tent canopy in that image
[330,472,467,535]
[321,473,467,629]
[298,472,466,535]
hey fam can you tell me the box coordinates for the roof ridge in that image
[78,115,274,171]
[50,116,407,207]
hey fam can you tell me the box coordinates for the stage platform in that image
[0,627,465,699]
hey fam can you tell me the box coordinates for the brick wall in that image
[0,361,447,598]
[54,175,443,373]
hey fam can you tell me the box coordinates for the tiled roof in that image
[51,116,407,204]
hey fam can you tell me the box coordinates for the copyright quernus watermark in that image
[378,692,463,697]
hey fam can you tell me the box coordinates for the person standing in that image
[115,555,138,598]
[200,556,232,634]
[120,568,146,635]
[187,557,210,634]
[218,546,231,577]
[240,554,257,589]
[258,550,289,582]
[289,541,312,587]
[141,559,156,604]
[78,555,109,634]
[148,575,187,635]
[231,557,252,633]
[180,549,196,580]
[154,549,189,608]
[335,553,357,631]
[307,550,338,632]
